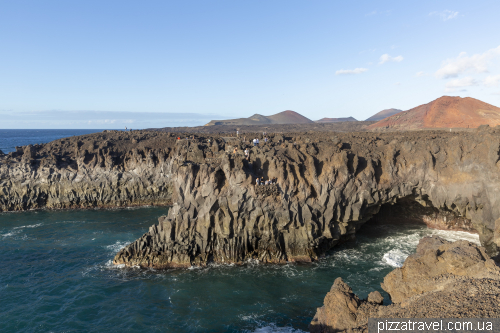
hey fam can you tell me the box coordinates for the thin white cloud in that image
[429,10,459,21]
[416,71,426,77]
[335,68,368,75]
[435,46,500,78]
[365,10,377,16]
[444,77,477,92]
[379,54,403,64]
[484,75,500,87]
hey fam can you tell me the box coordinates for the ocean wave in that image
[1,230,21,238]
[105,240,132,254]
[249,323,307,333]
[13,223,43,230]
[382,249,407,267]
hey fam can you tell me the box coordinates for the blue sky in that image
[1,0,500,128]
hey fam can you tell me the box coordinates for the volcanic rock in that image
[113,127,500,268]
[382,236,500,303]
[309,237,500,333]
[368,96,500,130]
[4,125,500,267]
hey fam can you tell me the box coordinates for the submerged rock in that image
[309,236,500,333]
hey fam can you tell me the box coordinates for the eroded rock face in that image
[0,131,176,210]
[382,236,500,303]
[309,237,500,333]
[4,128,500,265]
[115,128,500,267]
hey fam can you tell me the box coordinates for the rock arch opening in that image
[362,196,477,234]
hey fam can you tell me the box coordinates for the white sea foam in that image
[240,313,264,321]
[250,323,307,333]
[379,228,480,268]
[1,231,20,238]
[429,229,480,244]
[382,249,407,267]
[13,223,43,230]
[105,241,132,254]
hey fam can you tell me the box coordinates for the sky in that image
[1,0,500,128]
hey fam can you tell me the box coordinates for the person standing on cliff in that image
[244,148,249,160]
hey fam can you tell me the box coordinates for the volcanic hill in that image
[368,96,500,130]
[204,110,313,126]
[316,117,357,123]
[365,108,402,121]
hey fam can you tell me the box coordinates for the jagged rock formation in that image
[114,126,500,268]
[0,130,176,210]
[309,236,500,333]
[4,125,500,267]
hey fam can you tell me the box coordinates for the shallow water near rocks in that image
[0,207,479,333]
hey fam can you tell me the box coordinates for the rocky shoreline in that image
[2,126,500,264]
[3,125,500,330]
[113,126,500,267]
[310,236,500,332]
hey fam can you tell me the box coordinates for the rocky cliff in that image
[3,126,500,266]
[0,130,177,211]
[309,236,500,332]
[113,126,500,268]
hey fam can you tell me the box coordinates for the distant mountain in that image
[204,110,313,126]
[368,96,500,130]
[316,117,357,123]
[365,108,402,121]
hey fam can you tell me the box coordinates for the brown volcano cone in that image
[368,96,500,130]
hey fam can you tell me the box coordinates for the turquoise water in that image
[0,207,480,333]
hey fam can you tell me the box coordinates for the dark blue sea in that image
[0,129,103,154]
[0,130,480,332]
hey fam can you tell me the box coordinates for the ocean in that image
[0,130,480,332]
[0,129,104,154]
